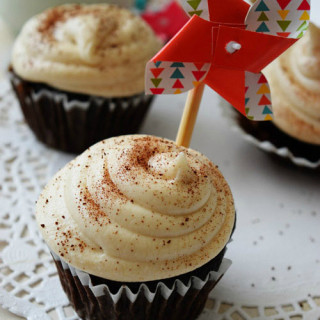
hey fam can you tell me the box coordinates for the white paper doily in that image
[0,79,319,320]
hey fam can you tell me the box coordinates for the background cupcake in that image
[0,0,135,34]
[234,23,320,168]
[10,4,162,153]
[36,135,235,320]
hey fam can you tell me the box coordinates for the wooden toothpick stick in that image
[175,83,205,148]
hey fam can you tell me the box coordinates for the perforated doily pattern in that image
[0,80,319,320]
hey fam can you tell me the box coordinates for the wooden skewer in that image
[175,82,205,148]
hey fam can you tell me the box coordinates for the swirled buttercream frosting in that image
[264,23,320,145]
[36,135,235,282]
[12,4,161,97]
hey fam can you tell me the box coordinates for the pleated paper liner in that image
[52,249,231,320]
[9,69,154,154]
[220,99,320,170]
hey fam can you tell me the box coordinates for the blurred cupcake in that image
[10,4,161,153]
[36,135,235,320]
[231,23,320,168]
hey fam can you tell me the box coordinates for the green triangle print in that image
[245,98,250,106]
[258,12,269,21]
[245,107,250,115]
[262,106,272,114]
[277,20,291,32]
[154,61,162,67]
[170,68,185,79]
[188,10,203,16]
[297,20,308,32]
[297,31,304,38]
[256,22,270,32]
[255,0,270,11]
[187,0,201,10]
[171,62,185,67]
[151,78,162,88]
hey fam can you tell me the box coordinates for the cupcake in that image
[36,135,235,320]
[232,23,320,167]
[10,4,161,153]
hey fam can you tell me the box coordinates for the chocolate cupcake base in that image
[219,97,320,169]
[10,70,154,154]
[52,250,230,320]
[237,115,320,162]
[235,113,320,169]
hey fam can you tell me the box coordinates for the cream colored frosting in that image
[36,135,235,282]
[12,4,161,97]
[264,23,320,145]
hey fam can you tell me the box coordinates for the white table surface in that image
[0,15,16,320]
[1,3,320,320]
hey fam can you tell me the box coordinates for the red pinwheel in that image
[145,0,311,121]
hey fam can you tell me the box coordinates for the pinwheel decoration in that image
[145,0,311,122]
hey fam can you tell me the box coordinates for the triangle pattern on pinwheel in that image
[255,0,269,11]
[258,12,269,21]
[192,70,207,81]
[151,68,164,78]
[151,78,162,88]
[263,106,273,114]
[300,10,310,21]
[297,0,310,10]
[277,20,291,32]
[173,79,184,89]
[256,22,270,32]
[258,95,271,105]
[170,68,185,79]
[278,10,289,20]
[187,0,201,10]
[277,0,291,10]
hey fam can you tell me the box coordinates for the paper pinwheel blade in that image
[145,0,311,121]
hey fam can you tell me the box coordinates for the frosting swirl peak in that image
[36,136,235,281]
[12,4,161,97]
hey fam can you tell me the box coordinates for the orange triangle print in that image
[174,89,182,94]
[264,114,273,121]
[278,10,289,20]
[257,84,270,95]
[300,10,310,21]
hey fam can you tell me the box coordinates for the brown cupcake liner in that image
[51,251,231,320]
[220,99,320,170]
[9,70,154,154]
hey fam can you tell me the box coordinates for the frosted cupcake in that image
[265,23,320,145]
[234,23,320,167]
[10,4,161,153]
[36,135,235,320]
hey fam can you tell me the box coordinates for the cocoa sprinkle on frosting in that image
[37,5,133,40]
[12,4,162,97]
[36,135,235,282]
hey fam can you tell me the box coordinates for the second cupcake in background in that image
[264,23,320,147]
[233,23,320,168]
[10,4,162,153]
